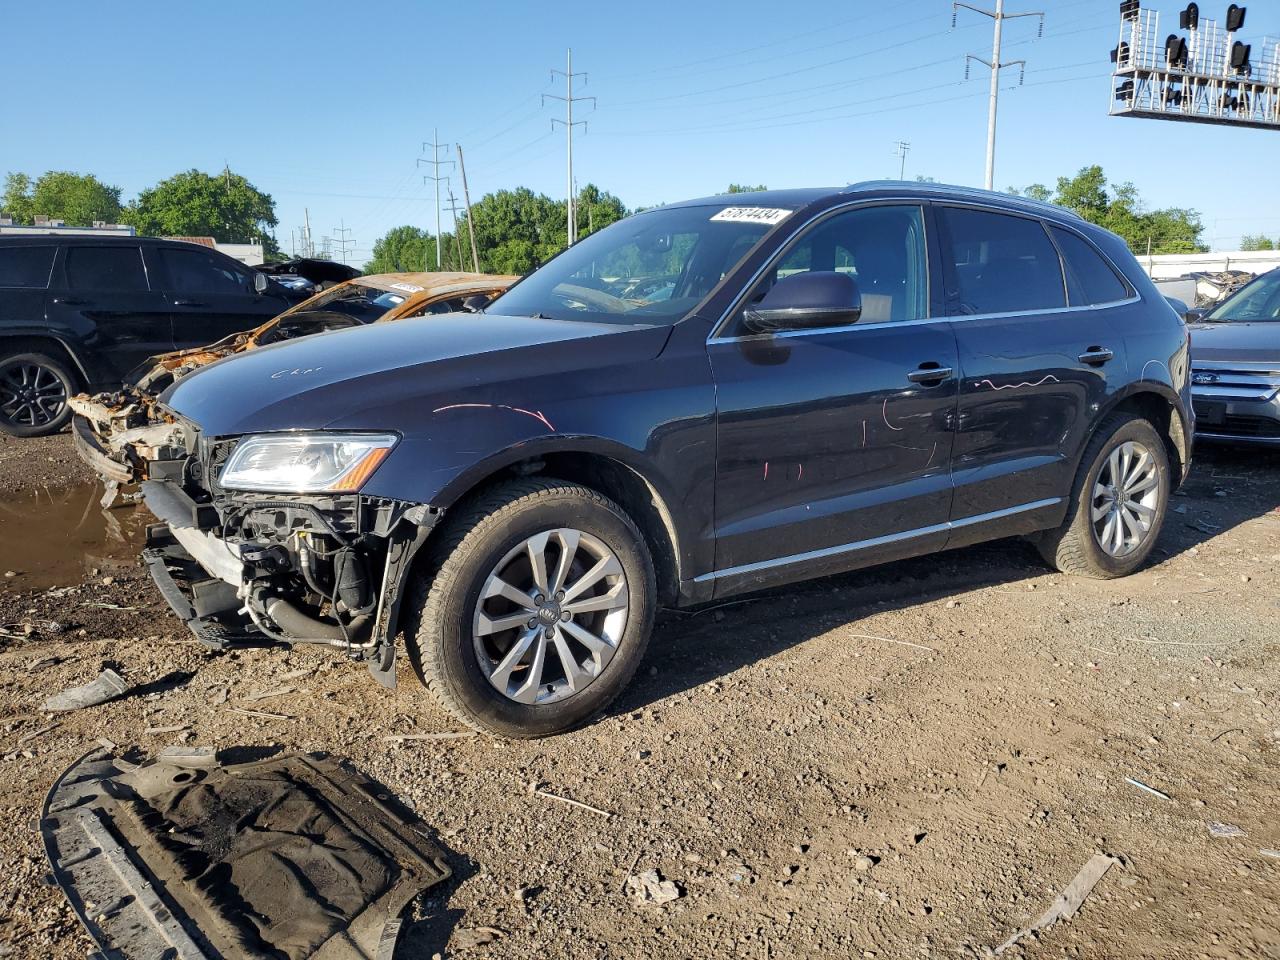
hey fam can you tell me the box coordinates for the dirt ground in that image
[1,432,1277,959]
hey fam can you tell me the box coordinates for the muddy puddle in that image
[0,483,149,590]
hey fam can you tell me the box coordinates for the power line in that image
[417,129,454,269]
[954,0,1045,190]
[544,48,594,246]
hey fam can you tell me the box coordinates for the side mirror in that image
[743,271,862,334]
[1183,305,1209,323]
[253,272,270,294]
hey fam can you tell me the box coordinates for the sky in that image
[4,0,1279,261]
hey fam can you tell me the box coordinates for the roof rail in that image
[844,180,1084,221]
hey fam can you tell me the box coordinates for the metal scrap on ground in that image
[43,668,128,712]
[993,853,1120,955]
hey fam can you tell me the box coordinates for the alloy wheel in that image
[472,528,630,705]
[1091,440,1161,558]
[0,360,69,429]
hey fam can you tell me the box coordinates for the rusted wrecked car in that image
[69,271,516,487]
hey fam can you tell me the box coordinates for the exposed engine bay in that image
[139,416,439,686]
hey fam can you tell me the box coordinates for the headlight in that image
[219,433,398,493]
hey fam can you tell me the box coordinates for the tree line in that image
[3,169,278,253]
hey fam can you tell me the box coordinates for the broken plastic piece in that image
[43,668,128,712]
[41,749,450,960]
[993,853,1119,955]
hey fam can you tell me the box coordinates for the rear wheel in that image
[1038,413,1170,578]
[0,351,77,437]
[404,478,656,738]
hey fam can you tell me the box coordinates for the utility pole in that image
[418,129,454,268]
[331,220,354,265]
[445,191,466,271]
[953,0,1042,190]
[456,143,480,272]
[544,49,595,246]
[303,207,313,258]
[893,140,911,180]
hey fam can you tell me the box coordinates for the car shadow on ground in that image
[614,443,1280,717]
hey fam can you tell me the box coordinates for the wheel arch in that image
[1092,384,1189,486]
[0,334,90,387]
[430,442,686,607]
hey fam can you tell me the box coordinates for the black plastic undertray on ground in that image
[41,748,450,960]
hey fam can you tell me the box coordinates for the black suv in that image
[136,183,1192,737]
[0,235,298,436]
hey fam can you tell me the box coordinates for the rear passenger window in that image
[65,246,149,292]
[160,247,250,295]
[940,208,1066,315]
[0,246,56,288]
[1051,226,1129,306]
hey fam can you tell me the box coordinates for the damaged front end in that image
[140,421,438,687]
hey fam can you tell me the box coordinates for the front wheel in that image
[1038,413,1170,578]
[405,479,656,738]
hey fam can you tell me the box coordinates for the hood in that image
[162,312,668,436]
[1189,321,1280,368]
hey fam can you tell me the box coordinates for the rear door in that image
[45,243,173,384]
[708,202,959,595]
[938,206,1132,542]
[156,245,287,348]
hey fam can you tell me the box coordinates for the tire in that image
[404,478,656,738]
[0,350,78,437]
[1038,413,1171,578]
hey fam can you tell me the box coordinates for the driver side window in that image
[750,205,928,327]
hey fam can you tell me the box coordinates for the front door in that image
[156,245,286,348]
[935,205,1132,538]
[45,243,174,385]
[707,203,958,597]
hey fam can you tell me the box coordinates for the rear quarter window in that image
[1050,226,1130,306]
[940,207,1067,315]
[0,246,57,288]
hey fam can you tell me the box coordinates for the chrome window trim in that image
[710,295,1141,344]
[694,497,1063,583]
[707,195,1141,345]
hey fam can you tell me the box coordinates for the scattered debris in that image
[41,749,450,960]
[384,731,476,743]
[993,853,1120,955]
[1207,821,1246,839]
[16,722,61,746]
[81,602,137,610]
[95,737,118,752]
[1134,637,1229,647]
[1259,849,1280,860]
[27,655,61,672]
[43,668,128,712]
[531,785,613,819]
[625,868,683,906]
[143,724,189,736]
[277,667,315,682]
[452,926,506,948]
[1210,728,1244,743]
[1125,777,1173,801]
[225,706,293,721]
[243,685,295,702]
[849,633,937,654]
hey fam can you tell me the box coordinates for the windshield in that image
[488,203,792,325]
[1205,269,1280,322]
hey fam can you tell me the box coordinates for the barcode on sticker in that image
[710,207,791,225]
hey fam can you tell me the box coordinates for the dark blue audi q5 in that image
[135,183,1193,736]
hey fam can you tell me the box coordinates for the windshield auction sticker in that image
[710,207,792,225]
[389,282,424,293]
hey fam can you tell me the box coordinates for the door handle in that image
[1078,346,1115,365]
[173,299,206,307]
[907,364,953,385]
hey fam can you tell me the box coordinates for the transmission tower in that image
[418,129,454,268]
[954,0,1044,190]
[544,49,595,245]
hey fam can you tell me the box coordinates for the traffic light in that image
[1179,3,1199,29]
[1166,35,1189,67]
[1230,40,1251,71]
[1111,41,1131,63]
[1225,4,1246,31]
[1120,0,1140,22]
